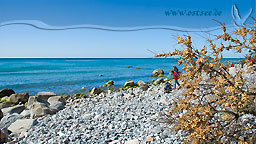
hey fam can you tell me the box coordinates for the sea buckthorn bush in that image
[156,23,256,143]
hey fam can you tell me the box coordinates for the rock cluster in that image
[0,89,66,143]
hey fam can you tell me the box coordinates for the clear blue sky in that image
[0,0,255,57]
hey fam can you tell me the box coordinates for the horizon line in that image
[0,57,242,59]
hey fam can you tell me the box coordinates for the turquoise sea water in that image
[0,58,240,95]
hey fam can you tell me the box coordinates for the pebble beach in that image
[11,84,185,144]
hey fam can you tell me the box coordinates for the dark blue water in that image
[0,58,240,95]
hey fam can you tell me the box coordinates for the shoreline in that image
[1,76,166,96]
[1,64,254,143]
[0,58,241,95]
[0,68,173,143]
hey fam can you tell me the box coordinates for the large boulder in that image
[37,92,57,101]
[0,102,11,109]
[28,96,64,118]
[104,80,114,87]
[137,80,145,86]
[8,119,37,133]
[152,69,164,76]
[47,96,66,105]
[30,102,54,118]
[153,78,164,85]
[0,88,15,98]
[124,80,136,87]
[1,105,25,116]
[49,102,65,113]
[9,92,29,104]
[89,88,102,96]
[0,113,22,130]
[27,96,49,108]
[27,96,37,108]
[48,96,66,112]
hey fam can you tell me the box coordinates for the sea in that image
[0,58,241,95]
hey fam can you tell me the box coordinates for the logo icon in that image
[232,4,253,27]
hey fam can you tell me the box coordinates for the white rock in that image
[20,109,30,118]
[37,92,57,101]
[1,105,25,116]
[108,124,113,130]
[49,102,65,112]
[109,140,119,144]
[125,139,140,144]
[47,96,66,105]
[57,131,65,137]
[160,97,168,104]
[30,102,54,118]
[8,119,37,133]
[94,114,101,120]
[124,94,134,99]
[229,67,237,77]
[27,96,49,108]
[0,113,22,129]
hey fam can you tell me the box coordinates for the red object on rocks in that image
[173,71,179,80]
[231,63,234,67]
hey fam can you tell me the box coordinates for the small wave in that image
[0,69,101,76]
[64,60,97,62]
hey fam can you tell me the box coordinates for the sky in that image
[0,0,255,58]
